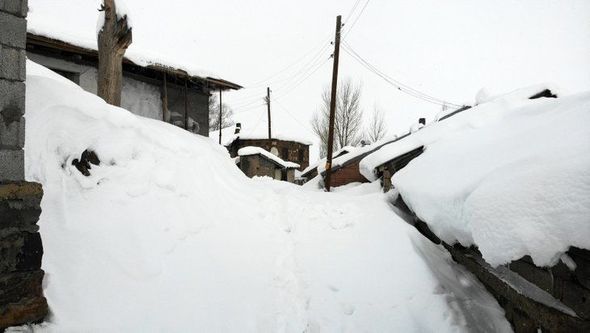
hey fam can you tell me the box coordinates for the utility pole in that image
[218,89,223,144]
[324,15,342,192]
[266,87,272,139]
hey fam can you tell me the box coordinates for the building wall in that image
[26,51,214,136]
[167,83,209,137]
[0,0,48,328]
[240,155,277,179]
[328,162,368,188]
[229,139,309,171]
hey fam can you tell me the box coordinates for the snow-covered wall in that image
[121,75,162,120]
[27,52,163,122]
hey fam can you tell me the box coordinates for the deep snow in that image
[368,86,590,267]
[17,61,511,332]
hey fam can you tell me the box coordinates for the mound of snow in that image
[22,60,511,332]
[391,89,590,267]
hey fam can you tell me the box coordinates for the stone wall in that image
[240,155,278,179]
[0,0,48,329]
[228,139,310,171]
[394,195,590,332]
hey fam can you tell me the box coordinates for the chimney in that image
[234,123,241,134]
[418,118,426,126]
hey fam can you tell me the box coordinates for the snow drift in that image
[21,60,511,332]
[383,87,590,267]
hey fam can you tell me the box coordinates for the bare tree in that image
[365,105,388,143]
[97,0,132,106]
[311,79,364,157]
[208,96,235,131]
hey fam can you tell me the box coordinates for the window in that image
[282,148,289,160]
[51,68,80,84]
[298,149,304,162]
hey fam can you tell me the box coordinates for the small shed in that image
[237,147,300,183]
[217,124,311,171]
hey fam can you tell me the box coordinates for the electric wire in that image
[342,42,463,107]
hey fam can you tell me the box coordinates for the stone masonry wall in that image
[0,0,48,329]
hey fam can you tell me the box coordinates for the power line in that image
[344,0,363,24]
[241,34,333,90]
[272,97,316,137]
[342,42,463,107]
[343,0,371,39]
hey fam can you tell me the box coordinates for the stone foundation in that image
[0,182,47,330]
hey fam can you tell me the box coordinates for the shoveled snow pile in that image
[238,146,300,169]
[386,87,590,267]
[21,60,511,332]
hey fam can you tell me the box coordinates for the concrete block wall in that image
[0,0,48,329]
[0,0,27,181]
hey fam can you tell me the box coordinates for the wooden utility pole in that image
[97,0,132,106]
[266,87,272,139]
[324,15,342,192]
[218,89,223,144]
[162,73,169,122]
[184,79,189,130]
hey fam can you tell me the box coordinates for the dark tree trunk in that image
[97,0,132,106]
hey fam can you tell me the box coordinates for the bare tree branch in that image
[209,96,235,131]
[366,104,388,143]
[311,78,364,157]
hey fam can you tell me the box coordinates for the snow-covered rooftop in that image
[238,146,300,169]
[212,124,313,147]
[359,84,562,181]
[316,136,399,175]
[365,84,590,268]
[27,0,240,86]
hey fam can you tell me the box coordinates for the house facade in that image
[227,137,310,171]
[237,147,299,182]
[26,34,241,136]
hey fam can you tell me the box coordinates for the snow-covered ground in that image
[16,61,511,332]
[379,87,590,268]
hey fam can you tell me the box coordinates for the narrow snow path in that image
[20,61,512,332]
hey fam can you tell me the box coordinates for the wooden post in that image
[184,78,189,130]
[97,0,132,106]
[266,87,272,139]
[161,72,169,122]
[218,89,223,144]
[324,15,342,192]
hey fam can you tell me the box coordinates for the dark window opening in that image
[51,68,80,84]
[298,149,304,162]
[282,148,289,160]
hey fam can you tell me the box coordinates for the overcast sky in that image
[29,0,590,162]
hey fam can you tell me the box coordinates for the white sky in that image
[29,0,590,162]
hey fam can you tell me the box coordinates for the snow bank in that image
[391,89,590,267]
[238,146,300,169]
[22,60,510,331]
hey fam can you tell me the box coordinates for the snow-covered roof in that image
[316,136,400,175]
[27,0,241,89]
[370,84,590,268]
[212,125,313,147]
[238,146,300,169]
[301,146,358,177]
[360,84,563,181]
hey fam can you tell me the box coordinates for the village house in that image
[299,146,357,182]
[358,85,559,192]
[237,146,299,182]
[219,124,311,171]
[26,34,241,136]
